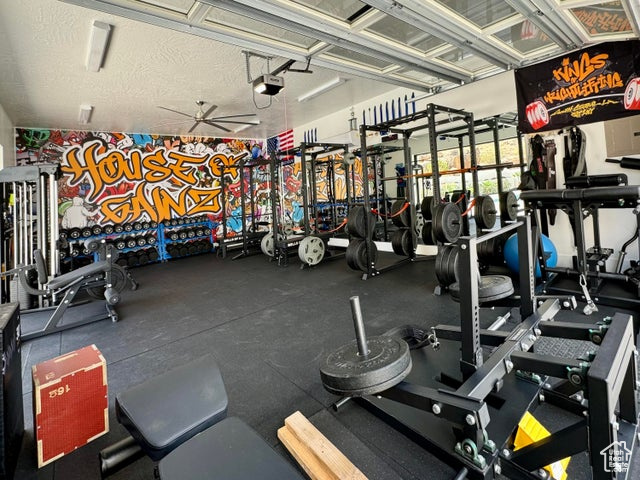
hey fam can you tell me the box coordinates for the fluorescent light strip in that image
[86,21,112,72]
[297,77,346,102]
[78,105,93,124]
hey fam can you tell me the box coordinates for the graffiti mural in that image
[15,129,265,231]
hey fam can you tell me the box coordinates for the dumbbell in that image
[103,224,115,235]
[91,225,103,236]
[167,231,180,241]
[138,250,150,265]
[123,223,134,232]
[69,228,82,239]
[178,229,188,240]
[127,251,140,267]
[145,234,157,245]
[115,238,127,250]
[148,248,159,262]
[81,227,93,238]
[133,221,143,231]
[59,229,68,240]
[142,221,150,230]
[136,235,147,247]
[114,224,125,234]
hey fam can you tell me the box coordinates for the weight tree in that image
[322,214,638,479]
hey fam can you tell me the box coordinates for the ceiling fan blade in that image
[202,104,218,118]
[202,120,231,132]
[188,122,200,133]
[205,119,260,125]
[206,113,257,120]
[158,106,193,118]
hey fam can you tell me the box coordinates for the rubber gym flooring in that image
[14,250,640,479]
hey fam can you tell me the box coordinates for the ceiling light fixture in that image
[86,21,112,72]
[252,75,285,96]
[78,105,93,124]
[233,121,261,133]
[297,77,346,103]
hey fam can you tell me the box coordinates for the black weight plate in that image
[449,274,514,303]
[421,221,435,245]
[420,196,436,219]
[391,230,406,255]
[347,205,377,239]
[499,191,518,221]
[391,199,410,228]
[401,229,414,256]
[435,245,458,286]
[382,325,430,350]
[433,202,463,244]
[346,239,363,270]
[475,196,496,230]
[355,239,377,271]
[320,336,412,396]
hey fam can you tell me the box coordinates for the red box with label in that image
[32,344,108,468]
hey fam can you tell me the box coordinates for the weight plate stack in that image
[475,196,497,230]
[435,245,459,286]
[421,221,435,245]
[391,230,413,256]
[499,191,519,222]
[346,238,378,271]
[420,196,436,220]
[390,200,410,228]
[320,336,412,396]
[449,274,514,303]
[433,202,463,243]
[346,205,377,239]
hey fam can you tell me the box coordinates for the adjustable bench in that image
[101,355,304,480]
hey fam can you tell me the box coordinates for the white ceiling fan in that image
[158,100,259,133]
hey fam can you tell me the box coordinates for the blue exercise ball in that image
[503,233,557,278]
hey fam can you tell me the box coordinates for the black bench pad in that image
[47,260,109,289]
[520,185,640,203]
[116,355,228,461]
[157,417,305,480]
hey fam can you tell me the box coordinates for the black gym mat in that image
[14,252,640,480]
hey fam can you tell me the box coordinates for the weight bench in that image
[101,355,304,480]
[13,243,133,341]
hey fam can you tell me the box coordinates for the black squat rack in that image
[219,155,271,260]
[322,214,638,479]
[350,104,479,280]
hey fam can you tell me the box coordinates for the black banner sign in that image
[515,40,640,133]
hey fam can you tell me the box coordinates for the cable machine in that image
[0,165,59,306]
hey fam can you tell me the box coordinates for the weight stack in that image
[9,278,31,311]
[0,303,24,479]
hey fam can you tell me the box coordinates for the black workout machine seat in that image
[14,244,130,341]
[157,417,305,480]
[101,355,304,480]
[116,355,228,460]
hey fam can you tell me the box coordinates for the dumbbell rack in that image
[159,217,214,260]
[59,216,215,269]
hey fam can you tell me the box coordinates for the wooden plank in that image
[278,425,331,480]
[280,411,368,480]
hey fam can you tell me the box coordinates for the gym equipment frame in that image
[327,216,638,479]
[269,142,353,268]
[521,185,640,316]
[354,104,480,279]
[9,242,128,341]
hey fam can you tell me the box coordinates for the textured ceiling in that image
[0,0,397,138]
[0,0,638,139]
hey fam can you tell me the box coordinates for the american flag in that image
[267,129,294,161]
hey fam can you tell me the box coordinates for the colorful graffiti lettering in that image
[60,141,246,223]
[544,51,623,104]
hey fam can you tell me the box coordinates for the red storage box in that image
[32,344,108,467]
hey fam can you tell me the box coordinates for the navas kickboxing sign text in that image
[515,40,640,133]
[61,141,244,223]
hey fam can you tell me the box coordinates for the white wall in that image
[0,102,14,168]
